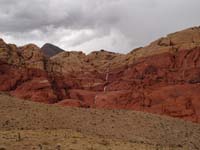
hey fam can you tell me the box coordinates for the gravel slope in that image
[0,93,200,149]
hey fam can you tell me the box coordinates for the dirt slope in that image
[0,93,200,149]
[0,130,186,150]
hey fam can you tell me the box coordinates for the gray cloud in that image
[0,0,200,53]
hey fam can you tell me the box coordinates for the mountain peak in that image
[41,43,64,57]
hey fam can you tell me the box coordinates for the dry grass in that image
[0,92,199,150]
[0,130,186,150]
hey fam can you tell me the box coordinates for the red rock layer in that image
[98,48,200,123]
[0,27,200,123]
[0,47,199,123]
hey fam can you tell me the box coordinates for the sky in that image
[0,0,200,54]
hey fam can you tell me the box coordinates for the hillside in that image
[0,93,200,149]
[0,26,200,123]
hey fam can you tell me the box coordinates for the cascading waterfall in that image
[104,67,110,92]
[94,66,110,105]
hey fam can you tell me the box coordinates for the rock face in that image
[41,43,64,57]
[0,39,47,70]
[0,27,200,123]
[19,44,47,70]
[127,26,200,60]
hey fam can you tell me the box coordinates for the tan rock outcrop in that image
[126,26,200,63]
[19,44,47,70]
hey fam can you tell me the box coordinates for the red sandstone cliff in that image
[0,26,200,123]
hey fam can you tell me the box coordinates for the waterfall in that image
[104,67,110,92]
[94,66,109,105]
[94,95,98,105]
[103,86,107,92]
[106,72,109,81]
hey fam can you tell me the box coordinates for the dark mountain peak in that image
[41,43,64,57]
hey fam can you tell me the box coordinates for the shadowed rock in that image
[41,43,64,57]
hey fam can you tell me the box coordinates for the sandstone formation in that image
[0,26,200,123]
[127,26,200,61]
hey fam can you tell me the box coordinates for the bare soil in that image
[0,93,199,150]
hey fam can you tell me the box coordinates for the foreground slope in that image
[0,93,200,149]
[1,130,178,150]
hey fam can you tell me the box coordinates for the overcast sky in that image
[0,0,200,54]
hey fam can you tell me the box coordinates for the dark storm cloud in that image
[0,0,200,53]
